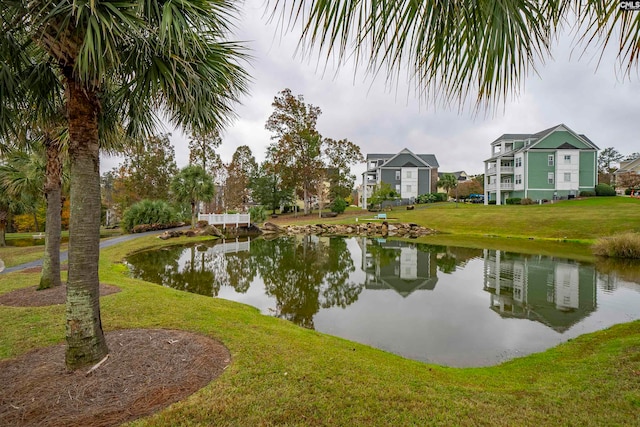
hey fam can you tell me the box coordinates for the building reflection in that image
[358,238,438,297]
[483,249,597,332]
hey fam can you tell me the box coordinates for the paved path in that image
[0,228,186,274]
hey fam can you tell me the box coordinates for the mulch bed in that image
[0,283,120,307]
[0,283,231,426]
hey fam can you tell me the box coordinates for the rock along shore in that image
[261,221,436,239]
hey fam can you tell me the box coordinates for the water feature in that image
[126,236,640,367]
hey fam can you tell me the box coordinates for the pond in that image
[126,236,640,367]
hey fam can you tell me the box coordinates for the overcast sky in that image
[102,3,640,180]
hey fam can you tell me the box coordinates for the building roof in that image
[490,124,597,149]
[438,171,468,180]
[367,148,439,168]
[486,124,599,162]
[615,157,640,174]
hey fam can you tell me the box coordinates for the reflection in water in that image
[359,239,439,295]
[254,235,362,328]
[127,237,640,366]
[483,250,596,332]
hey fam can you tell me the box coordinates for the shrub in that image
[435,193,448,202]
[520,198,534,205]
[488,200,496,205]
[505,198,521,205]
[330,196,348,214]
[416,193,436,204]
[580,191,596,197]
[593,232,640,259]
[121,199,179,233]
[595,183,616,197]
[249,205,267,223]
[625,188,633,196]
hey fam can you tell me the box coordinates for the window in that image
[564,155,571,163]
[548,172,554,184]
[548,155,554,166]
[406,185,412,193]
[564,172,571,182]
[515,174,522,185]
[395,184,401,193]
[515,157,522,168]
[406,170,412,179]
[395,170,400,180]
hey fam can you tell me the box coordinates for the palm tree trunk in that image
[64,74,108,369]
[0,210,7,247]
[39,137,63,289]
[191,201,197,228]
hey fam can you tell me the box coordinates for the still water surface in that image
[126,236,640,367]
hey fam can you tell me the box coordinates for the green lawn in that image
[1,197,640,425]
[1,234,638,426]
[331,197,640,242]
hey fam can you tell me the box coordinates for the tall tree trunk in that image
[33,212,40,232]
[0,210,7,247]
[191,201,197,228]
[39,136,63,289]
[64,75,108,369]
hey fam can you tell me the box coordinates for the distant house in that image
[613,157,640,193]
[362,148,439,208]
[483,124,598,205]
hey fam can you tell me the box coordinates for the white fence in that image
[197,213,250,227]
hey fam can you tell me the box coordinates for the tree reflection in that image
[127,236,362,329]
[252,236,361,329]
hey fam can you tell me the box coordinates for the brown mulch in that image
[0,283,120,307]
[0,329,231,427]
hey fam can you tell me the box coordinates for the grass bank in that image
[1,234,639,426]
[271,197,640,261]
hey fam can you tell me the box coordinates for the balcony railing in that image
[486,166,514,175]
[486,182,514,191]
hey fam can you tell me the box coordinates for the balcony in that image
[486,182,514,191]
[487,166,514,175]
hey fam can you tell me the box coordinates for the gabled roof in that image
[487,124,599,162]
[368,148,439,168]
[529,124,599,150]
[615,156,640,174]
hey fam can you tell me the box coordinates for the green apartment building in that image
[483,124,598,205]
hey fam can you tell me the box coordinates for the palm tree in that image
[171,165,215,228]
[438,174,458,199]
[1,1,248,369]
[0,148,46,228]
[273,1,639,107]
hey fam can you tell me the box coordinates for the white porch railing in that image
[198,213,250,227]
[487,166,514,175]
[486,183,514,191]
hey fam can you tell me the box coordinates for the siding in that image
[579,151,597,188]
[532,131,592,150]
[527,151,555,189]
[380,169,399,189]
[418,169,431,195]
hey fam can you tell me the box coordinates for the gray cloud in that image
[103,6,640,180]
